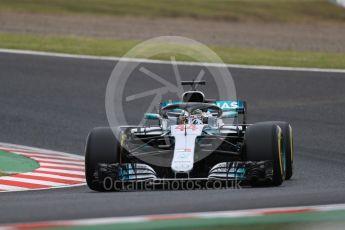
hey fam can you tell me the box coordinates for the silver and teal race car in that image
[85,81,293,191]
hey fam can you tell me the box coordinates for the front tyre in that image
[245,123,284,186]
[85,127,121,191]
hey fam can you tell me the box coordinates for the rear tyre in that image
[85,127,121,191]
[245,122,284,186]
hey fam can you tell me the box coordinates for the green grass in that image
[38,209,345,230]
[0,150,39,174]
[0,33,139,57]
[1,33,345,69]
[0,0,344,23]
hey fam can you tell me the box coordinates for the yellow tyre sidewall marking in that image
[119,133,126,164]
[277,127,284,178]
[289,125,293,163]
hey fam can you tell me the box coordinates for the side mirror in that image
[221,111,238,118]
[144,113,160,120]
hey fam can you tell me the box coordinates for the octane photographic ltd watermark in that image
[102,178,242,191]
[105,36,237,167]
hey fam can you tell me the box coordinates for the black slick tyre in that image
[85,127,121,191]
[245,122,284,186]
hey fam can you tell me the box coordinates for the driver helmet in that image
[190,109,204,124]
[178,110,188,124]
[191,109,203,116]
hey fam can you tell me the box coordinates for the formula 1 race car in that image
[85,81,293,191]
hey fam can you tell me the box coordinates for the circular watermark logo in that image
[106,36,236,167]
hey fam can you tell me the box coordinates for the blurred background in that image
[0,0,344,68]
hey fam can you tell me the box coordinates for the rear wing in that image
[181,81,206,90]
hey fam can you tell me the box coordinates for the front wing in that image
[94,161,273,190]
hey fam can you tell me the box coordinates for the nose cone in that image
[170,125,204,173]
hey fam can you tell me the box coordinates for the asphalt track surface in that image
[1,52,345,224]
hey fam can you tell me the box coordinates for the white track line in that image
[0,183,86,194]
[13,151,82,158]
[34,170,85,178]
[0,177,65,187]
[25,157,84,165]
[36,167,85,175]
[1,48,345,73]
[24,172,85,182]
[0,148,78,158]
[35,159,84,167]
[0,142,84,158]
[0,184,29,191]
[14,152,84,162]
[39,163,84,169]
